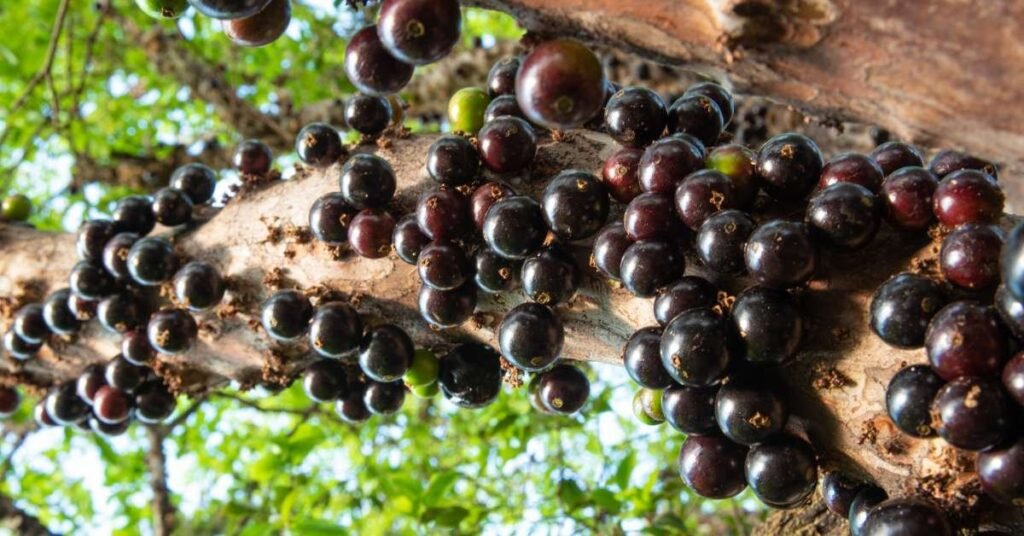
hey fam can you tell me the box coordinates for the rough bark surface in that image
[469,0,1024,170]
[1,132,1020,534]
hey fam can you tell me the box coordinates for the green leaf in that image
[557,479,586,509]
[423,470,460,507]
[591,489,621,514]
[290,519,349,536]
[422,506,470,528]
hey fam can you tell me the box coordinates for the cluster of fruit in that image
[0,140,276,435]
[137,0,293,48]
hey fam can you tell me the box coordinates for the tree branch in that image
[0,493,55,536]
[145,426,176,536]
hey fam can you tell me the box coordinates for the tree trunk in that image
[0,131,1019,533]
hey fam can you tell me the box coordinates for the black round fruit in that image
[744,220,817,289]
[76,364,107,405]
[498,303,564,372]
[929,148,998,179]
[542,170,609,241]
[821,472,867,518]
[349,209,396,259]
[684,82,735,125]
[521,245,581,305]
[345,94,393,137]
[364,381,407,415]
[393,215,430,265]
[377,0,461,65]
[591,222,630,281]
[147,308,198,355]
[870,273,947,349]
[859,498,952,536]
[339,154,396,210]
[730,287,802,365]
[653,277,718,327]
[756,133,824,202]
[127,237,178,287]
[358,324,414,383]
[45,381,89,425]
[848,486,888,536]
[603,87,668,148]
[303,360,350,403]
[418,242,472,291]
[744,435,818,508]
[696,210,755,275]
[620,240,684,298]
[76,219,116,263]
[135,381,176,423]
[415,188,471,242]
[93,386,131,424]
[173,261,224,311]
[69,261,116,300]
[470,182,515,231]
[660,308,732,387]
[805,182,880,249]
[259,289,313,342]
[925,301,1008,381]
[623,327,674,389]
[674,169,738,231]
[487,56,520,97]
[474,248,520,294]
[932,376,1010,451]
[638,136,705,194]
[309,302,363,359]
[13,303,49,344]
[977,437,1024,505]
[43,288,81,335]
[438,343,503,409]
[233,139,273,175]
[623,192,679,242]
[515,39,605,130]
[102,232,140,281]
[418,283,477,329]
[477,116,537,174]
[666,94,723,147]
[151,187,193,227]
[112,195,157,235]
[678,435,748,499]
[344,25,414,95]
[308,192,356,245]
[295,123,343,167]
[715,373,788,445]
[663,384,718,435]
[122,329,156,365]
[97,292,146,334]
[885,364,944,438]
[169,163,218,204]
[105,355,149,393]
[535,364,590,415]
[870,141,924,176]
[3,329,41,360]
[426,135,480,186]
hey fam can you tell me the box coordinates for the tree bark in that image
[0,493,56,536]
[0,131,1019,533]
[145,426,176,536]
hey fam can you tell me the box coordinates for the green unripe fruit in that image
[411,381,440,398]
[135,0,190,19]
[403,348,440,387]
[448,87,490,134]
[1,194,31,222]
[632,388,664,425]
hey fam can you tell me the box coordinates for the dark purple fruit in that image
[498,302,564,372]
[667,95,723,147]
[377,0,461,65]
[43,289,81,335]
[222,0,291,47]
[933,169,1004,227]
[620,240,683,298]
[418,242,471,291]
[731,286,802,365]
[426,135,480,186]
[470,182,514,231]
[438,342,503,408]
[805,182,880,249]
[1003,352,1024,406]
[932,376,1010,451]
[678,435,748,499]
[348,209,396,259]
[358,324,414,382]
[303,360,349,402]
[542,170,609,241]
[744,435,817,508]
[233,139,272,175]
[870,141,924,176]
[474,248,520,294]
[591,222,630,281]
[675,169,737,230]
[483,95,524,123]
[638,136,705,194]
[601,147,643,203]
[13,304,48,344]
[147,308,198,354]
[939,223,1003,290]
[308,192,356,245]
[744,220,817,289]
[69,261,116,300]
[336,386,371,423]
[393,215,430,265]
[886,364,944,438]
[477,116,537,174]
[849,486,888,536]
[295,123,343,168]
[535,364,589,415]
[127,237,177,286]
[68,293,97,322]
[859,498,952,536]
[821,472,867,518]
[112,195,157,235]
[89,416,130,437]
[879,166,939,231]
[134,381,175,423]
[715,373,788,445]
[660,308,732,387]
[482,196,547,259]
[696,209,755,275]
[977,437,1024,504]
[1003,223,1024,302]
[173,261,224,311]
[45,381,89,425]
[339,154,396,209]
[0,387,21,418]
[623,327,673,389]
[76,219,116,262]
[416,188,471,241]
[929,149,998,179]
[122,330,156,365]
[996,285,1024,340]
[522,245,580,305]
[604,87,667,148]
[418,283,477,328]
[309,302,362,359]
[515,39,605,130]
[188,0,273,19]
[76,364,107,405]
[259,289,312,342]
[623,192,679,242]
[684,82,735,125]
[663,384,718,435]
[818,153,884,192]
[93,386,131,424]
[3,329,40,360]
[102,232,140,280]
[926,302,1008,381]
[345,94,392,136]
[756,133,824,202]
[487,56,520,97]
[97,292,145,334]
[169,163,217,205]
[653,277,718,327]
[344,25,414,95]
[34,402,57,427]
[870,273,947,348]
[364,381,406,415]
